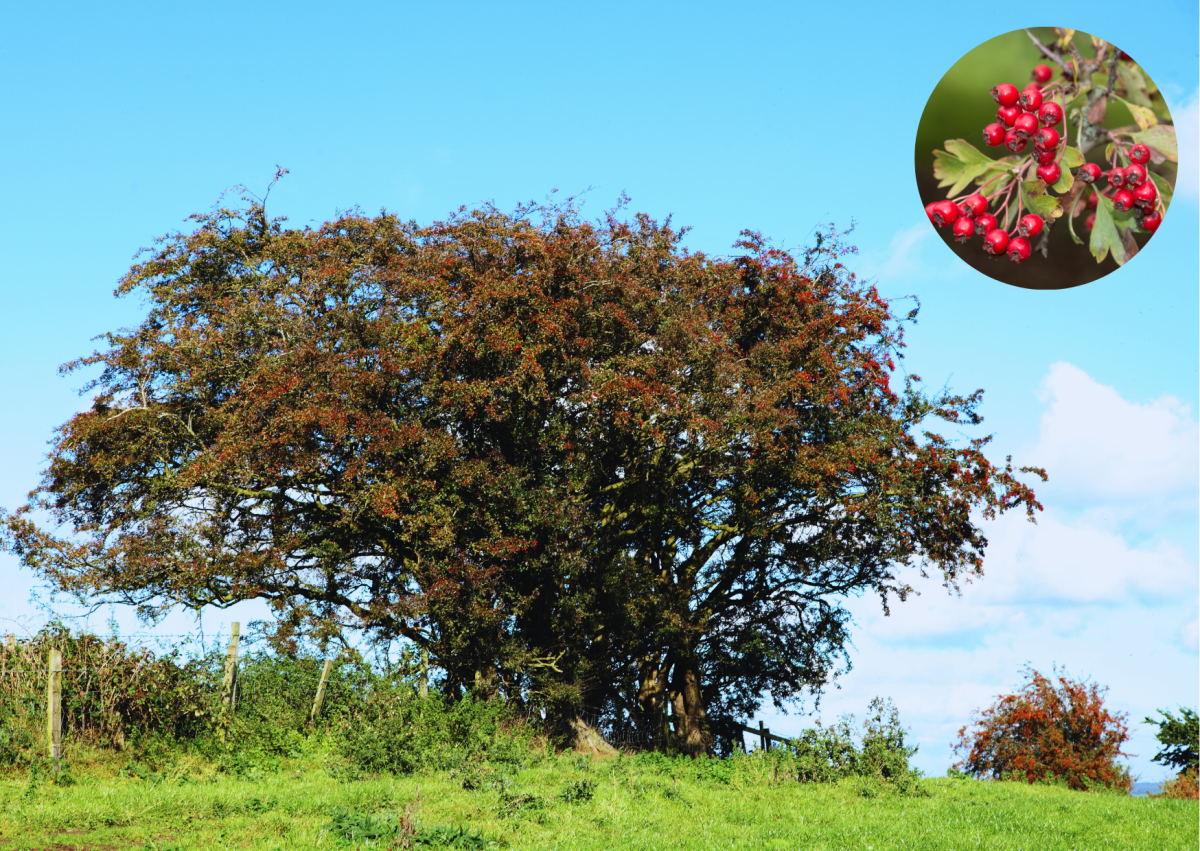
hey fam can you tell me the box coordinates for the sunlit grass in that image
[0,751,1195,850]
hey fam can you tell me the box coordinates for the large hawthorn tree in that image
[2,194,1044,752]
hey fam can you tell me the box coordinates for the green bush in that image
[333,680,539,775]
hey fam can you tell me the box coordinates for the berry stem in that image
[1022,29,1074,79]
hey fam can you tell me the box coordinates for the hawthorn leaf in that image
[1059,146,1085,170]
[1066,201,1084,245]
[1105,142,1115,163]
[1020,181,1060,221]
[1130,125,1177,162]
[1116,64,1154,108]
[1050,168,1074,195]
[1115,96,1158,131]
[1090,196,1130,266]
[933,154,994,199]
[944,139,996,165]
[1149,172,1173,213]
[1021,179,1047,198]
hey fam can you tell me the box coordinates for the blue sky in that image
[1,2,1196,782]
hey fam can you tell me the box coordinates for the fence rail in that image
[7,624,800,767]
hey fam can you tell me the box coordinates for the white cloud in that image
[1171,88,1197,203]
[977,509,1196,607]
[857,224,935,283]
[1030,362,1198,516]
[755,362,1199,781]
[1182,614,1199,654]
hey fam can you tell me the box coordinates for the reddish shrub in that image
[952,665,1131,792]
[1152,768,1199,800]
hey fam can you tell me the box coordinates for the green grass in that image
[0,752,1194,850]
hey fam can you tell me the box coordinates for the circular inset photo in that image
[916,28,1177,290]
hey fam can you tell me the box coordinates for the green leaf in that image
[1114,97,1158,131]
[1116,64,1154,109]
[943,139,996,165]
[1050,168,1074,195]
[1130,125,1177,162]
[1059,147,1084,170]
[1090,196,1130,266]
[1021,179,1046,199]
[933,159,992,199]
[1020,181,1060,221]
[932,140,1007,198]
[1149,171,1173,213]
[1066,201,1084,245]
[1104,143,1115,163]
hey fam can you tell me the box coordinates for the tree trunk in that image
[569,716,618,757]
[638,654,670,751]
[675,653,707,756]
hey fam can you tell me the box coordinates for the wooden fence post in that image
[419,647,429,699]
[310,658,334,723]
[47,647,62,773]
[221,622,240,711]
[758,720,768,752]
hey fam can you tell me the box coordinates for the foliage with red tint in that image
[953,665,1132,792]
[1,190,1046,750]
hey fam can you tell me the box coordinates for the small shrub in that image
[1152,768,1198,800]
[953,664,1131,792]
[559,779,596,803]
[334,680,536,775]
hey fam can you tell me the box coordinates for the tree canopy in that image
[2,193,1045,752]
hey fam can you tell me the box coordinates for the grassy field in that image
[0,751,1194,851]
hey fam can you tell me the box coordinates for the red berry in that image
[1139,211,1161,232]
[1019,87,1043,112]
[997,105,1022,127]
[1112,189,1135,212]
[1078,163,1102,184]
[1037,102,1063,126]
[983,123,1006,146]
[1084,212,1096,230]
[1006,236,1032,263]
[953,216,975,243]
[1013,113,1039,139]
[961,193,988,217]
[1018,215,1044,238]
[1032,64,1053,84]
[1036,162,1062,184]
[1087,191,1099,208]
[1129,144,1151,164]
[1033,127,1060,151]
[1004,128,1027,153]
[1109,167,1125,188]
[1133,180,1157,209]
[925,202,939,225]
[1034,149,1058,165]
[1123,163,1146,188]
[1119,51,1133,61]
[931,199,959,227]
[991,83,1020,107]
[974,212,999,235]
[983,229,1010,255]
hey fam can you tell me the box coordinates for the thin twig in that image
[1104,48,1120,96]
[1023,30,1073,77]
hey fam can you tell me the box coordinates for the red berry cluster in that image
[1074,143,1162,232]
[926,64,1067,264]
[927,58,1165,263]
